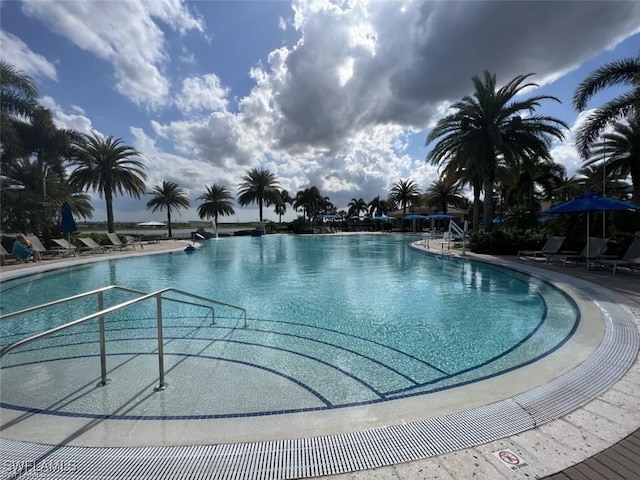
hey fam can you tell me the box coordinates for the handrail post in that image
[97,291,110,386]
[154,293,167,391]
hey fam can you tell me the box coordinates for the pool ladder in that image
[0,285,247,391]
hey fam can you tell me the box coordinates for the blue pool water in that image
[0,234,579,418]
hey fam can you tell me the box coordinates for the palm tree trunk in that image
[167,209,172,238]
[259,201,263,222]
[631,160,640,202]
[105,190,115,233]
[482,176,494,231]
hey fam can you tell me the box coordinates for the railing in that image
[0,286,247,390]
[421,220,468,254]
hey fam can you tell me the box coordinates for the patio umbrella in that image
[60,201,77,244]
[137,220,166,227]
[403,214,427,220]
[541,193,640,263]
[423,214,454,220]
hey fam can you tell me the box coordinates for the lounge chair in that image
[26,235,63,259]
[1,243,23,264]
[51,238,77,257]
[107,233,131,251]
[518,236,566,260]
[546,237,609,267]
[1,244,15,264]
[77,237,111,254]
[591,238,640,275]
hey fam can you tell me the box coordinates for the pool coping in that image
[1,239,639,479]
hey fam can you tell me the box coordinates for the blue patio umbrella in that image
[423,214,454,220]
[403,214,427,220]
[541,193,640,263]
[60,201,78,244]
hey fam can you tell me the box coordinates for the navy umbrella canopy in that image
[423,214,454,220]
[541,193,640,263]
[60,201,78,243]
[542,193,640,215]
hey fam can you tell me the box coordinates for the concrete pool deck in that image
[1,235,639,479]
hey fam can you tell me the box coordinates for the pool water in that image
[0,234,579,418]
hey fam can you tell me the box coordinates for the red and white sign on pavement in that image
[492,448,531,471]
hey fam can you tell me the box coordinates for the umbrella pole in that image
[586,213,590,271]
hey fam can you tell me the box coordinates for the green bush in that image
[468,228,548,255]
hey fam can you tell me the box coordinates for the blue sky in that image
[2,0,639,223]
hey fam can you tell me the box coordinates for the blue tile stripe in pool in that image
[0,265,638,479]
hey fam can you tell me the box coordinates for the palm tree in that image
[69,132,147,233]
[1,61,39,171]
[197,184,235,236]
[427,71,567,231]
[273,189,292,223]
[293,186,322,223]
[586,116,640,201]
[388,179,421,215]
[347,198,368,218]
[237,167,281,222]
[146,181,190,237]
[368,195,388,217]
[573,51,640,159]
[423,176,466,214]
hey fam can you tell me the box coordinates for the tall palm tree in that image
[586,116,640,201]
[273,189,292,223]
[388,179,421,215]
[146,181,190,237]
[69,132,147,233]
[1,61,39,171]
[14,107,83,198]
[423,176,466,214]
[427,71,567,231]
[197,184,235,236]
[237,167,281,222]
[573,50,640,159]
[293,186,323,223]
[347,198,367,218]
[368,195,389,217]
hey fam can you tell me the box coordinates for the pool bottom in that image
[0,280,604,447]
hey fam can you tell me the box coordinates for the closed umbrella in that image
[60,201,78,244]
[541,193,640,264]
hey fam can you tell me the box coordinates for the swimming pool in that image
[0,234,579,420]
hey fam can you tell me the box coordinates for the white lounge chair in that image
[106,233,134,251]
[26,235,62,259]
[591,238,640,275]
[51,238,77,257]
[78,237,111,254]
[518,236,567,260]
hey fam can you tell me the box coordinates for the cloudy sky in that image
[2,0,639,223]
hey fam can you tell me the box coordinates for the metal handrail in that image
[0,286,247,390]
[161,288,247,327]
[0,285,145,321]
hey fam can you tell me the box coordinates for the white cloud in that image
[39,96,95,134]
[175,74,229,113]
[0,31,57,80]
[20,0,204,108]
